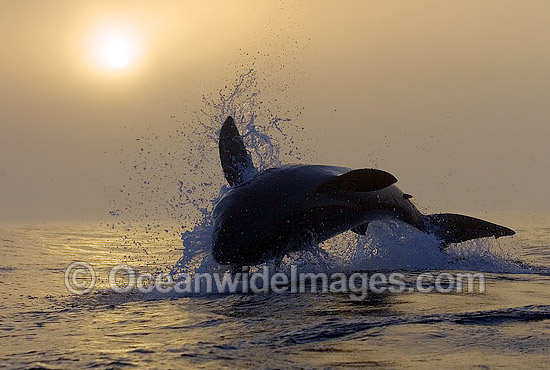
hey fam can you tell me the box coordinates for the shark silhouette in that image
[211,116,515,266]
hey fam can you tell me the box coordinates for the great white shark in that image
[211,116,515,266]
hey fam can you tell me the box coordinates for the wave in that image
[271,304,550,346]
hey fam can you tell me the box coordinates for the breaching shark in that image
[211,116,515,267]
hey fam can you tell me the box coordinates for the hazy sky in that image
[1,1,549,224]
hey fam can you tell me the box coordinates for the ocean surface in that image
[0,220,549,370]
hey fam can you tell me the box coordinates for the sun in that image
[105,40,130,68]
[88,25,141,71]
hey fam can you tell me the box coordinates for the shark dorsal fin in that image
[219,116,256,186]
[317,169,397,193]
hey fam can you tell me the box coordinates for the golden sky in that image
[1,1,549,223]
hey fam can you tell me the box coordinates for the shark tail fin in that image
[424,213,515,247]
[219,116,256,186]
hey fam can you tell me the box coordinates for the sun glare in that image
[105,40,130,68]
[89,24,141,71]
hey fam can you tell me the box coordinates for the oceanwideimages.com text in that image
[65,262,486,300]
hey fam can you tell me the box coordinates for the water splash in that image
[200,69,291,172]
[170,71,533,277]
[173,70,296,275]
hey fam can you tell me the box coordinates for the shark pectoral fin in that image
[317,169,397,193]
[219,116,256,186]
[424,213,515,247]
[351,223,369,235]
